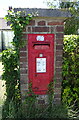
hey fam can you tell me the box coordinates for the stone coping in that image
[14,8,71,19]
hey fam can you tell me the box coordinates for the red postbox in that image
[28,34,54,95]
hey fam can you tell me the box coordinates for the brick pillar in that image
[47,21,64,104]
[20,18,64,104]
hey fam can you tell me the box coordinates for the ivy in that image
[2,9,33,119]
[5,9,33,51]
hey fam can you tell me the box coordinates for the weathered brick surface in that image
[56,45,63,50]
[20,57,27,62]
[56,56,63,61]
[55,82,61,88]
[54,88,61,93]
[20,77,28,84]
[20,51,27,57]
[48,21,63,25]
[32,27,49,32]
[21,84,28,91]
[56,77,62,82]
[20,62,27,68]
[38,21,46,26]
[20,68,27,74]
[56,38,63,44]
[55,72,62,79]
[56,51,63,56]
[56,26,64,32]
[56,33,64,39]
[56,68,62,72]
[49,27,55,32]
[20,74,28,81]
[56,61,62,67]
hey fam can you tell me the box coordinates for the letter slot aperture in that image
[34,44,50,49]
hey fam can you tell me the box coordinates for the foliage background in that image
[46,0,79,35]
[62,35,79,110]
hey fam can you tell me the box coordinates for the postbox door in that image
[29,52,54,94]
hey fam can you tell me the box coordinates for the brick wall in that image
[20,18,64,104]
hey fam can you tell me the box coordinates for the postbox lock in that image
[39,54,43,57]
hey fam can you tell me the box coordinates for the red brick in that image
[20,52,27,57]
[56,77,62,82]
[56,72,62,78]
[56,61,62,67]
[55,83,61,88]
[20,57,27,62]
[20,75,28,81]
[50,27,55,32]
[56,68,62,72]
[56,56,62,61]
[56,26,64,32]
[21,84,27,89]
[56,76,62,83]
[20,62,27,68]
[48,21,64,25]
[56,38,63,44]
[54,88,61,94]
[29,20,35,25]
[56,45,63,50]
[20,68,27,74]
[38,21,46,26]
[56,51,63,56]
[32,27,49,32]
[56,33,64,39]
[20,78,28,84]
